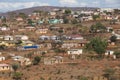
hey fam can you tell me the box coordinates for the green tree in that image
[33,56,41,65]
[114,51,120,58]
[92,15,100,21]
[63,18,69,24]
[18,13,27,19]
[0,45,7,50]
[71,19,78,24]
[103,68,115,80]
[27,19,33,26]
[64,9,71,14]
[13,72,22,80]
[15,40,22,46]
[90,22,107,33]
[110,35,117,42]
[86,37,107,57]
[12,64,19,72]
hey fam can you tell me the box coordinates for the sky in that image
[0,0,120,12]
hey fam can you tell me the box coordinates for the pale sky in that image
[0,0,120,12]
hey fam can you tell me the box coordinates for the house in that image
[12,56,24,61]
[0,56,5,61]
[67,49,83,55]
[61,40,88,49]
[3,35,13,41]
[50,35,60,40]
[39,35,50,40]
[69,34,84,40]
[49,11,56,16]
[0,64,12,71]
[21,40,34,46]
[12,56,31,66]
[112,33,120,40]
[105,50,114,56]
[80,16,93,21]
[0,27,10,31]
[38,20,44,24]
[18,58,31,66]
[35,28,48,34]
[0,41,15,47]
[44,56,63,65]
[25,26,36,31]
[106,27,113,32]
[15,35,29,41]
[39,41,52,49]
[17,45,39,50]
[16,17,23,21]
[49,19,60,24]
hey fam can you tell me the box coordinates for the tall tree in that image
[33,56,41,65]
[12,64,19,72]
[86,37,107,57]
[90,22,107,33]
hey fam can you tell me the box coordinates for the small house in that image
[15,35,29,41]
[39,35,50,40]
[49,11,56,16]
[61,40,88,49]
[38,20,44,24]
[16,17,23,21]
[49,19,60,24]
[0,27,10,31]
[17,45,39,50]
[21,40,34,46]
[69,34,84,40]
[3,35,13,41]
[25,26,36,31]
[0,64,11,71]
[44,56,63,65]
[35,28,48,34]
[67,49,83,55]
[12,56,24,61]
[0,56,5,61]
[105,50,114,56]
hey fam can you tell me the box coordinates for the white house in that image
[67,49,83,55]
[4,35,13,41]
[15,35,29,40]
[105,50,114,56]
[0,56,5,61]
[0,27,10,31]
[0,64,12,71]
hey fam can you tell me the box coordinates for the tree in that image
[63,18,69,24]
[110,35,117,42]
[114,51,120,58]
[18,13,27,19]
[12,64,19,72]
[103,68,116,80]
[90,22,107,33]
[27,19,33,26]
[0,45,7,50]
[64,9,71,14]
[86,37,107,57]
[92,15,100,21]
[71,19,78,24]
[13,72,22,80]
[33,56,41,65]
[15,40,22,46]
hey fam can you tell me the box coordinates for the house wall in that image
[0,66,10,71]
[0,57,5,61]
[67,49,83,55]
[105,50,114,56]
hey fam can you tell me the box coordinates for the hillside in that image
[0,6,99,17]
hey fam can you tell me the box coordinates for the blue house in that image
[38,20,44,24]
[49,19,60,24]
